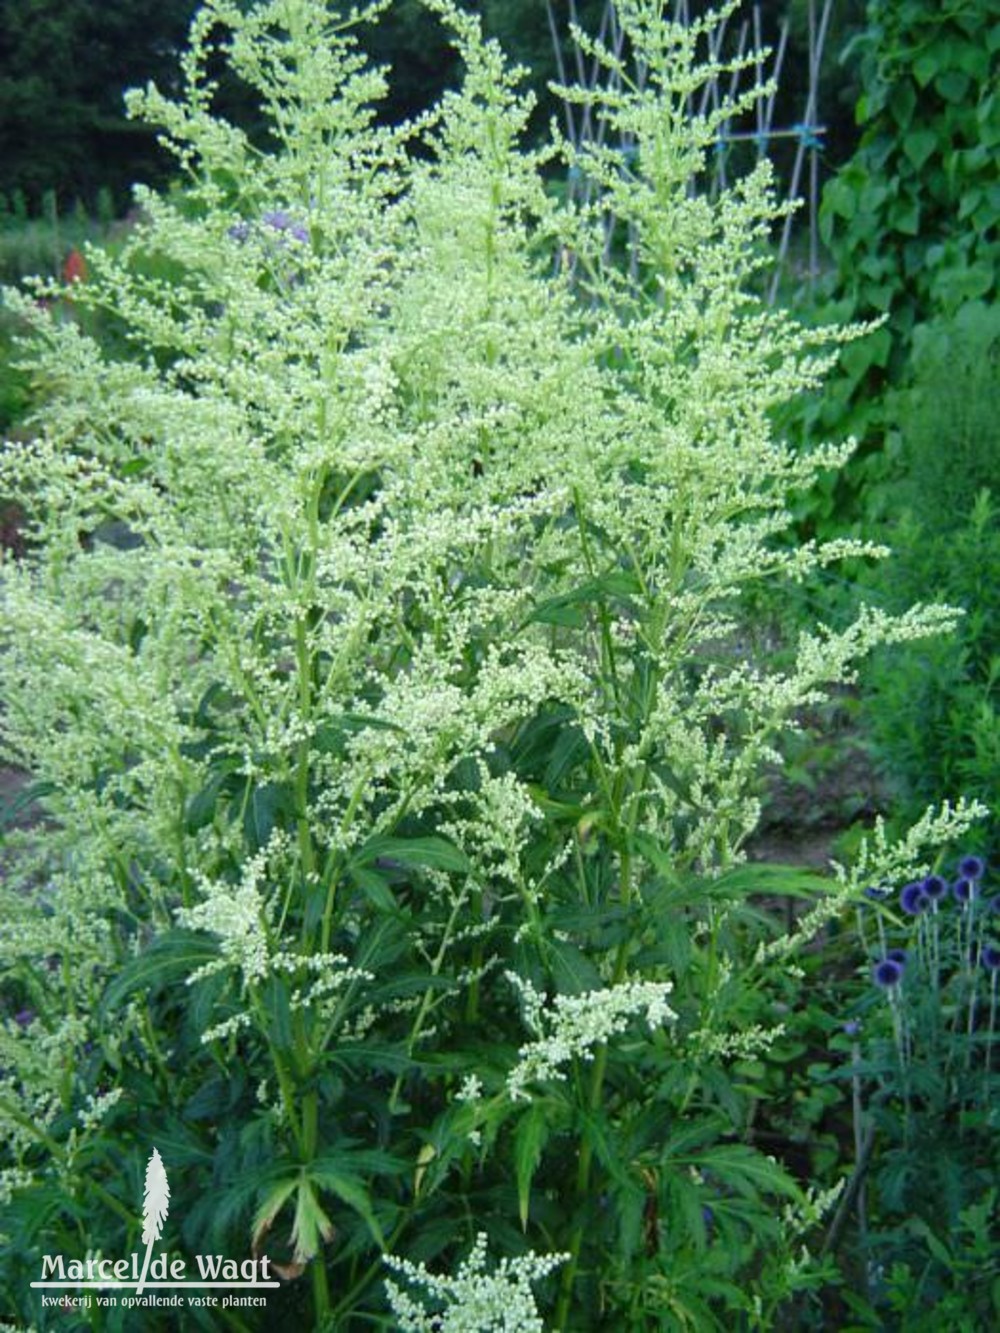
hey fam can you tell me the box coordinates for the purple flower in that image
[982,943,1000,971]
[986,894,1000,914]
[958,855,986,881]
[863,885,889,901]
[227,221,251,242]
[262,209,291,232]
[886,948,908,965]
[843,1019,862,1037]
[14,1008,35,1028]
[953,877,977,905]
[921,874,948,901]
[900,881,930,915]
[874,958,904,988]
[289,223,310,244]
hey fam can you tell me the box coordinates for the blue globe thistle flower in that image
[953,877,978,905]
[886,948,908,965]
[843,1019,862,1037]
[981,943,1000,971]
[900,881,930,915]
[262,209,292,232]
[873,958,904,988]
[921,874,948,901]
[958,855,986,881]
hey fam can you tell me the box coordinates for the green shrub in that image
[0,2,979,1327]
[787,0,1000,537]
[858,304,1000,853]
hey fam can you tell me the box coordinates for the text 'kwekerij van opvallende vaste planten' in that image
[0,1,993,1328]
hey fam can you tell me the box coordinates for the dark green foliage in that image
[0,0,198,211]
[858,304,1000,852]
[789,0,1000,534]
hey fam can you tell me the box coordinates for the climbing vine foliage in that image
[0,1,974,1327]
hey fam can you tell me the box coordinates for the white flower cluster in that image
[691,1023,785,1061]
[455,1074,484,1104]
[77,1087,124,1132]
[287,954,375,1014]
[200,1011,254,1046]
[384,1232,568,1333]
[506,974,676,1102]
[177,839,282,984]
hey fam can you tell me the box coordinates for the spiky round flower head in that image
[958,855,986,881]
[873,958,904,988]
[921,874,948,901]
[953,877,977,905]
[981,943,1000,972]
[886,948,908,966]
[843,1019,862,1037]
[863,885,889,902]
[900,881,930,915]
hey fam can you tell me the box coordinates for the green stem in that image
[466,888,484,1024]
[299,1088,331,1322]
[555,850,634,1328]
[249,987,304,1153]
[389,889,468,1114]
[295,616,316,889]
[328,1210,414,1322]
[573,487,620,706]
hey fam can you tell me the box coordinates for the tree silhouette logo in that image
[136,1148,170,1295]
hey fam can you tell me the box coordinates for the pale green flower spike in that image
[385,1233,568,1333]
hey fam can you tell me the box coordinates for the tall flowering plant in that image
[0,1,979,1326]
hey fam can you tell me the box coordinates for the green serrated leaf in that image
[545,938,603,995]
[353,834,469,875]
[243,780,295,853]
[102,930,221,1013]
[261,972,293,1050]
[349,865,398,912]
[252,1175,299,1250]
[514,1104,550,1230]
[184,771,227,833]
[694,1143,803,1203]
[544,724,588,788]
[308,1162,384,1247]
[291,1179,334,1263]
